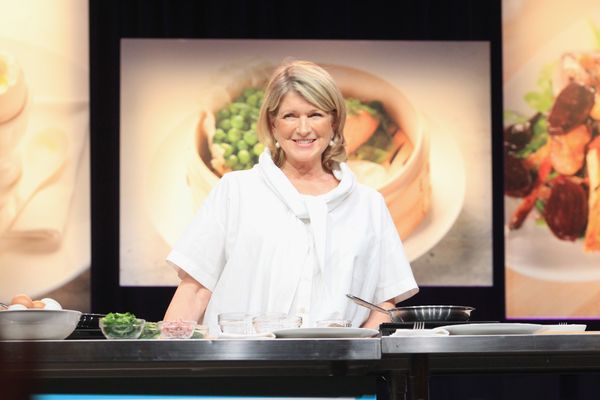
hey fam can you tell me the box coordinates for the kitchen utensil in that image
[76,313,106,330]
[413,321,425,330]
[99,317,145,340]
[252,313,302,333]
[0,228,61,253]
[218,312,253,334]
[346,294,474,322]
[0,309,81,340]
[158,320,197,339]
[316,319,352,328]
[0,128,67,235]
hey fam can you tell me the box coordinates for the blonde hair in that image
[256,60,347,172]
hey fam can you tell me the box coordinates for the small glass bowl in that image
[139,321,161,339]
[252,313,303,333]
[218,312,253,334]
[316,319,352,328]
[191,325,209,339]
[158,320,197,339]
[99,318,145,340]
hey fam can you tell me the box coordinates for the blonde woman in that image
[164,60,418,335]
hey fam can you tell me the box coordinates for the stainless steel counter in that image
[3,335,600,400]
[382,334,600,400]
[0,338,383,378]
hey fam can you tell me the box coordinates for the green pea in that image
[231,115,245,129]
[237,140,249,151]
[219,119,232,131]
[217,109,230,120]
[226,154,239,168]
[227,128,242,143]
[246,94,259,107]
[213,129,226,143]
[244,131,258,145]
[238,149,251,164]
[253,142,265,156]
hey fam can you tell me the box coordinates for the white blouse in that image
[167,150,418,334]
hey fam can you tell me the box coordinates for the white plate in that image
[146,111,464,263]
[273,327,379,339]
[438,323,544,336]
[504,13,600,281]
[0,38,90,299]
[538,324,587,333]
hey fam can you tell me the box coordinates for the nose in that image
[297,116,311,135]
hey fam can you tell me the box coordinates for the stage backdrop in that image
[0,0,90,311]
[503,0,600,319]
[119,39,493,288]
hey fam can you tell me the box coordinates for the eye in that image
[309,112,324,118]
[282,113,296,119]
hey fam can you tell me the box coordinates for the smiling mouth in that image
[293,139,316,144]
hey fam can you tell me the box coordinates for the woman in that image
[164,60,418,334]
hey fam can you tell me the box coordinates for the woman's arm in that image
[360,299,395,329]
[164,273,212,323]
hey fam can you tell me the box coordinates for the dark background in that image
[90,0,590,328]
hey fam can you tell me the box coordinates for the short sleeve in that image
[166,175,235,291]
[373,194,419,304]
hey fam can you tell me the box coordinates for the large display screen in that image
[119,39,493,288]
[503,0,600,319]
[0,0,90,311]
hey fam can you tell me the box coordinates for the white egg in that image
[7,303,27,310]
[40,298,62,310]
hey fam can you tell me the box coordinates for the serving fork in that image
[412,321,426,330]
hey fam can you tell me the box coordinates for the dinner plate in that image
[538,324,587,333]
[146,110,465,264]
[438,323,545,335]
[272,327,379,339]
[504,12,600,281]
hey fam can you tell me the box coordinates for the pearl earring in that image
[329,139,335,147]
[275,141,280,149]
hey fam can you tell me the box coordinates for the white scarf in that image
[257,149,356,277]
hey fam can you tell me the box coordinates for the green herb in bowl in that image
[99,312,145,339]
[139,321,160,339]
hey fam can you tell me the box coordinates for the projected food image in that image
[505,50,600,253]
[190,64,430,239]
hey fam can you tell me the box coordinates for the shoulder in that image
[352,182,386,205]
[218,167,261,188]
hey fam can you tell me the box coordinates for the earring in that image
[275,141,280,149]
[329,139,335,147]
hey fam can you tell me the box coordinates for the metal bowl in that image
[389,305,474,322]
[0,309,82,340]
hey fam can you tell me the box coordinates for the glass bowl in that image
[158,320,197,339]
[99,318,145,340]
[252,313,302,333]
[218,312,253,334]
[191,325,209,339]
[139,321,161,339]
[316,319,352,328]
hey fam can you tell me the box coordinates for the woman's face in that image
[271,90,334,170]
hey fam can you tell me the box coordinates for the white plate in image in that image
[537,324,587,333]
[438,323,544,336]
[504,13,600,281]
[146,111,465,264]
[273,327,379,339]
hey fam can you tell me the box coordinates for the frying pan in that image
[346,294,474,322]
